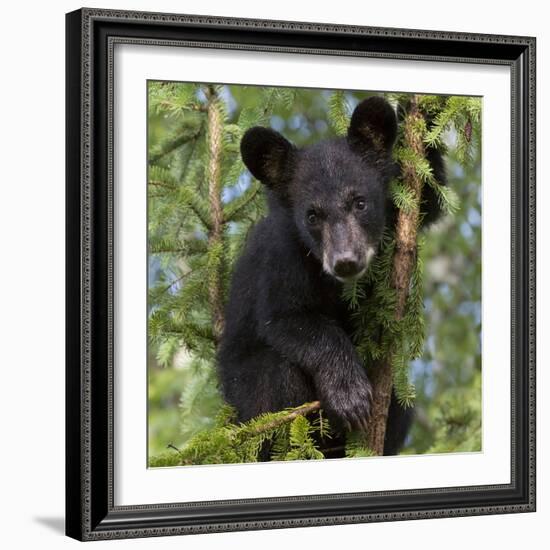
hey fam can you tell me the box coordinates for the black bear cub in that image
[217,96,445,457]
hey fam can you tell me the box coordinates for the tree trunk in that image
[206,86,225,342]
[366,96,426,455]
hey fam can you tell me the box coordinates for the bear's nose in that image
[333,258,362,278]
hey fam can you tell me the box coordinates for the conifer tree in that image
[148,82,481,465]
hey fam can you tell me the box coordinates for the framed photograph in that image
[65,8,536,541]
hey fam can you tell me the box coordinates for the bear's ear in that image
[240,127,296,189]
[347,97,397,156]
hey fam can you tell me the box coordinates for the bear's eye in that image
[306,210,318,225]
[354,197,367,211]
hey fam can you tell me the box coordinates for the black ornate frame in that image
[65,7,536,541]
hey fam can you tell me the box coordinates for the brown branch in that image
[366,96,426,455]
[205,86,226,342]
[246,401,321,436]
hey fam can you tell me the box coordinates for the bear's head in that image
[240,96,398,282]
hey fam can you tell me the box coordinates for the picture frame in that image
[65,7,536,541]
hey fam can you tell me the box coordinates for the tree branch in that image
[148,180,176,190]
[246,401,321,436]
[223,184,261,223]
[149,122,203,164]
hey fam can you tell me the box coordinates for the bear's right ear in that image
[240,127,296,189]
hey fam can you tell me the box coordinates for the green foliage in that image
[148,82,340,465]
[404,371,482,455]
[422,95,482,165]
[328,90,351,136]
[345,431,376,458]
[284,416,326,460]
[341,94,481,455]
[343,228,422,409]
[393,143,460,216]
[390,179,418,214]
[150,403,328,466]
[406,141,482,455]
[148,82,201,116]
[427,372,482,453]
[148,83,483,465]
[223,181,262,222]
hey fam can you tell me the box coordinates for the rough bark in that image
[206,86,225,342]
[366,96,426,455]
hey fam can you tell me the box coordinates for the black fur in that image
[217,97,446,457]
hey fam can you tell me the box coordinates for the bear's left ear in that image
[240,127,296,191]
[347,96,397,156]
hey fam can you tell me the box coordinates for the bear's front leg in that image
[260,315,372,432]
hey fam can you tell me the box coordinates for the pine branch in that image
[148,180,176,190]
[151,400,322,466]
[159,273,188,294]
[223,181,261,222]
[149,119,203,164]
[178,187,212,231]
[149,236,207,256]
[328,90,350,136]
[246,401,321,435]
